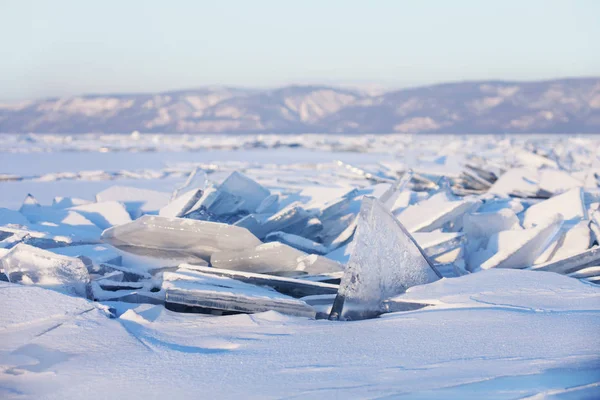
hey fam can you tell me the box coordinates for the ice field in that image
[1,133,599,399]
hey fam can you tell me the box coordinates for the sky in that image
[0,0,599,101]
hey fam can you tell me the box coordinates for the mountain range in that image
[1,77,599,134]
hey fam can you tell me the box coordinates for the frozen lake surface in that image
[0,133,599,399]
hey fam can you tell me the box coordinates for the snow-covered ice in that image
[1,133,600,399]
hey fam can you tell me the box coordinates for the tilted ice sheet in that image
[332,197,440,320]
[163,269,316,318]
[101,215,262,260]
[523,187,587,228]
[0,243,90,297]
[211,242,343,275]
[96,186,171,218]
[478,214,563,270]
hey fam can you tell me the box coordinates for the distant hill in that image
[1,78,599,134]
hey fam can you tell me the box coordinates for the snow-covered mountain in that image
[1,78,599,133]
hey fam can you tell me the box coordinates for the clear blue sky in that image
[1,0,598,101]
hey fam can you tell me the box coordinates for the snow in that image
[1,133,600,398]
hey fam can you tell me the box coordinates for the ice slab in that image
[159,188,204,218]
[162,270,316,318]
[535,221,591,264]
[397,191,480,233]
[463,209,522,269]
[379,170,413,209]
[538,169,583,194]
[20,204,100,230]
[478,214,563,270]
[0,243,90,297]
[253,203,312,239]
[330,197,440,321]
[295,254,344,275]
[211,242,343,275]
[95,186,171,218]
[256,194,279,214]
[101,215,261,260]
[171,167,208,200]
[522,187,586,228]
[488,168,540,197]
[412,231,465,258]
[568,266,600,279]
[218,171,270,213]
[265,231,329,255]
[177,264,339,297]
[69,201,132,230]
[531,246,600,275]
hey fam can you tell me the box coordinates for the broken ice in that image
[163,269,316,318]
[101,215,262,260]
[0,243,91,297]
[330,197,440,321]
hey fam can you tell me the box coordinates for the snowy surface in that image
[1,133,600,398]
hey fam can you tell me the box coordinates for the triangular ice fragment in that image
[330,197,440,321]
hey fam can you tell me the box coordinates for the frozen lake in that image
[1,133,599,399]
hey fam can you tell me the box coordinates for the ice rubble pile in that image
[2,145,600,320]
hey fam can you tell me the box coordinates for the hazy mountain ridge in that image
[1,78,599,133]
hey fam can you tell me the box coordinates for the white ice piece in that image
[218,171,270,213]
[171,167,208,200]
[69,201,132,230]
[522,187,586,228]
[488,168,539,197]
[535,221,591,264]
[331,197,440,320]
[211,242,342,275]
[159,189,204,218]
[478,214,563,270]
[265,231,330,255]
[397,191,480,232]
[163,270,315,318]
[0,243,90,297]
[101,215,261,260]
[96,186,171,218]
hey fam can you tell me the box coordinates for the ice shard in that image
[330,197,441,321]
[96,186,171,218]
[1,243,91,297]
[101,215,261,260]
[251,203,312,239]
[265,231,329,255]
[218,171,270,213]
[211,242,343,275]
[534,221,591,264]
[162,270,316,318]
[568,266,600,279]
[177,264,339,297]
[171,167,208,200]
[412,231,465,258]
[159,188,204,218]
[397,191,480,233]
[531,246,600,275]
[478,214,563,270]
[522,187,586,228]
[379,170,413,209]
[69,201,132,230]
